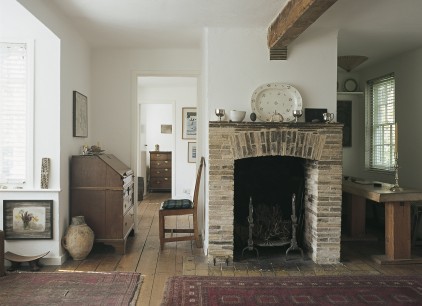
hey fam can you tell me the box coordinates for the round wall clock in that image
[343,78,358,92]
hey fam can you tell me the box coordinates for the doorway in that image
[137,76,198,199]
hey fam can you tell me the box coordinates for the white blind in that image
[0,42,28,184]
[366,73,395,171]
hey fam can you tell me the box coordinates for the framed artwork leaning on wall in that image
[3,200,53,240]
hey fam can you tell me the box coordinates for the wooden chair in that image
[159,157,205,249]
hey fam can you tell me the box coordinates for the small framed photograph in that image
[188,142,197,163]
[182,107,197,139]
[3,200,53,240]
[73,91,88,137]
[161,124,172,134]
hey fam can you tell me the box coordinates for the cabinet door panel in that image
[71,157,107,187]
[105,190,124,238]
[71,190,106,237]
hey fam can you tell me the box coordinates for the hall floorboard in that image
[35,192,422,306]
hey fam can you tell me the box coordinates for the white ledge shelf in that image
[337,91,364,95]
[0,188,61,192]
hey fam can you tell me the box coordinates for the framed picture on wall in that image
[182,107,197,139]
[188,142,197,163]
[73,91,88,137]
[337,100,352,147]
[161,124,172,134]
[3,200,53,240]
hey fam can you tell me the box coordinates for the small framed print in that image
[73,91,88,137]
[3,200,53,240]
[182,107,197,139]
[188,142,197,163]
[161,124,172,134]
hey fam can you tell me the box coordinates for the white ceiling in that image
[47,0,422,71]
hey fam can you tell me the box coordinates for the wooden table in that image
[342,179,422,264]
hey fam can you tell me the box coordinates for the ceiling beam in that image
[268,0,338,51]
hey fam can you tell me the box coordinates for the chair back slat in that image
[192,157,205,208]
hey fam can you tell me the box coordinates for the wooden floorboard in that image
[20,191,422,305]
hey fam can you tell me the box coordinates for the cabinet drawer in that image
[150,152,171,161]
[123,191,133,213]
[123,175,133,186]
[123,206,134,236]
[150,178,171,189]
[150,160,171,168]
[150,168,171,178]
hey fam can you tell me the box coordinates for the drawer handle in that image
[165,169,168,172]
[157,162,160,166]
[164,178,168,181]
[164,161,168,164]
[157,154,160,157]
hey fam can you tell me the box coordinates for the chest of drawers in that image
[149,151,172,192]
[70,154,134,254]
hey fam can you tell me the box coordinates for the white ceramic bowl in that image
[230,110,246,122]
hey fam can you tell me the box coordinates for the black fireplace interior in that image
[233,156,305,260]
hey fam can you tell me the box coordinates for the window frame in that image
[0,39,34,188]
[365,73,396,173]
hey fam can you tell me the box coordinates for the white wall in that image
[347,47,422,190]
[1,0,91,264]
[91,49,201,181]
[337,71,366,178]
[201,26,339,251]
[206,27,339,122]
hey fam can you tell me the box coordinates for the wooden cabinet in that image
[149,151,172,192]
[70,154,134,254]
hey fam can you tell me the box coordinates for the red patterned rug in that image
[161,275,422,305]
[0,271,142,305]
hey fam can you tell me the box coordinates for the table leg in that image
[344,193,366,238]
[385,201,411,260]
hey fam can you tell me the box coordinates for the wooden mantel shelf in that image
[209,121,343,128]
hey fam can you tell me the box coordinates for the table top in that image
[342,179,422,203]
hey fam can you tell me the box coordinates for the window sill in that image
[0,188,61,192]
[337,91,364,95]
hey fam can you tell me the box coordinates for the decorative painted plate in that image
[251,83,303,122]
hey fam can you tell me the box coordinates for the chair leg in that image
[193,211,200,247]
[159,211,164,250]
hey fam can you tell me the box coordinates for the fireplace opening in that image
[233,156,305,260]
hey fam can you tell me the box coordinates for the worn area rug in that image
[161,275,422,305]
[0,271,142,305]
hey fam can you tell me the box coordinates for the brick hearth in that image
[208,122,343,264]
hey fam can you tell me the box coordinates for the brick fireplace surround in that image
[208,122,343,264]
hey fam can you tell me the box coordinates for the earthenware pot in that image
[62,216,94,260]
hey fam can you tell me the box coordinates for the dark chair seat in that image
[162,199,193,210]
